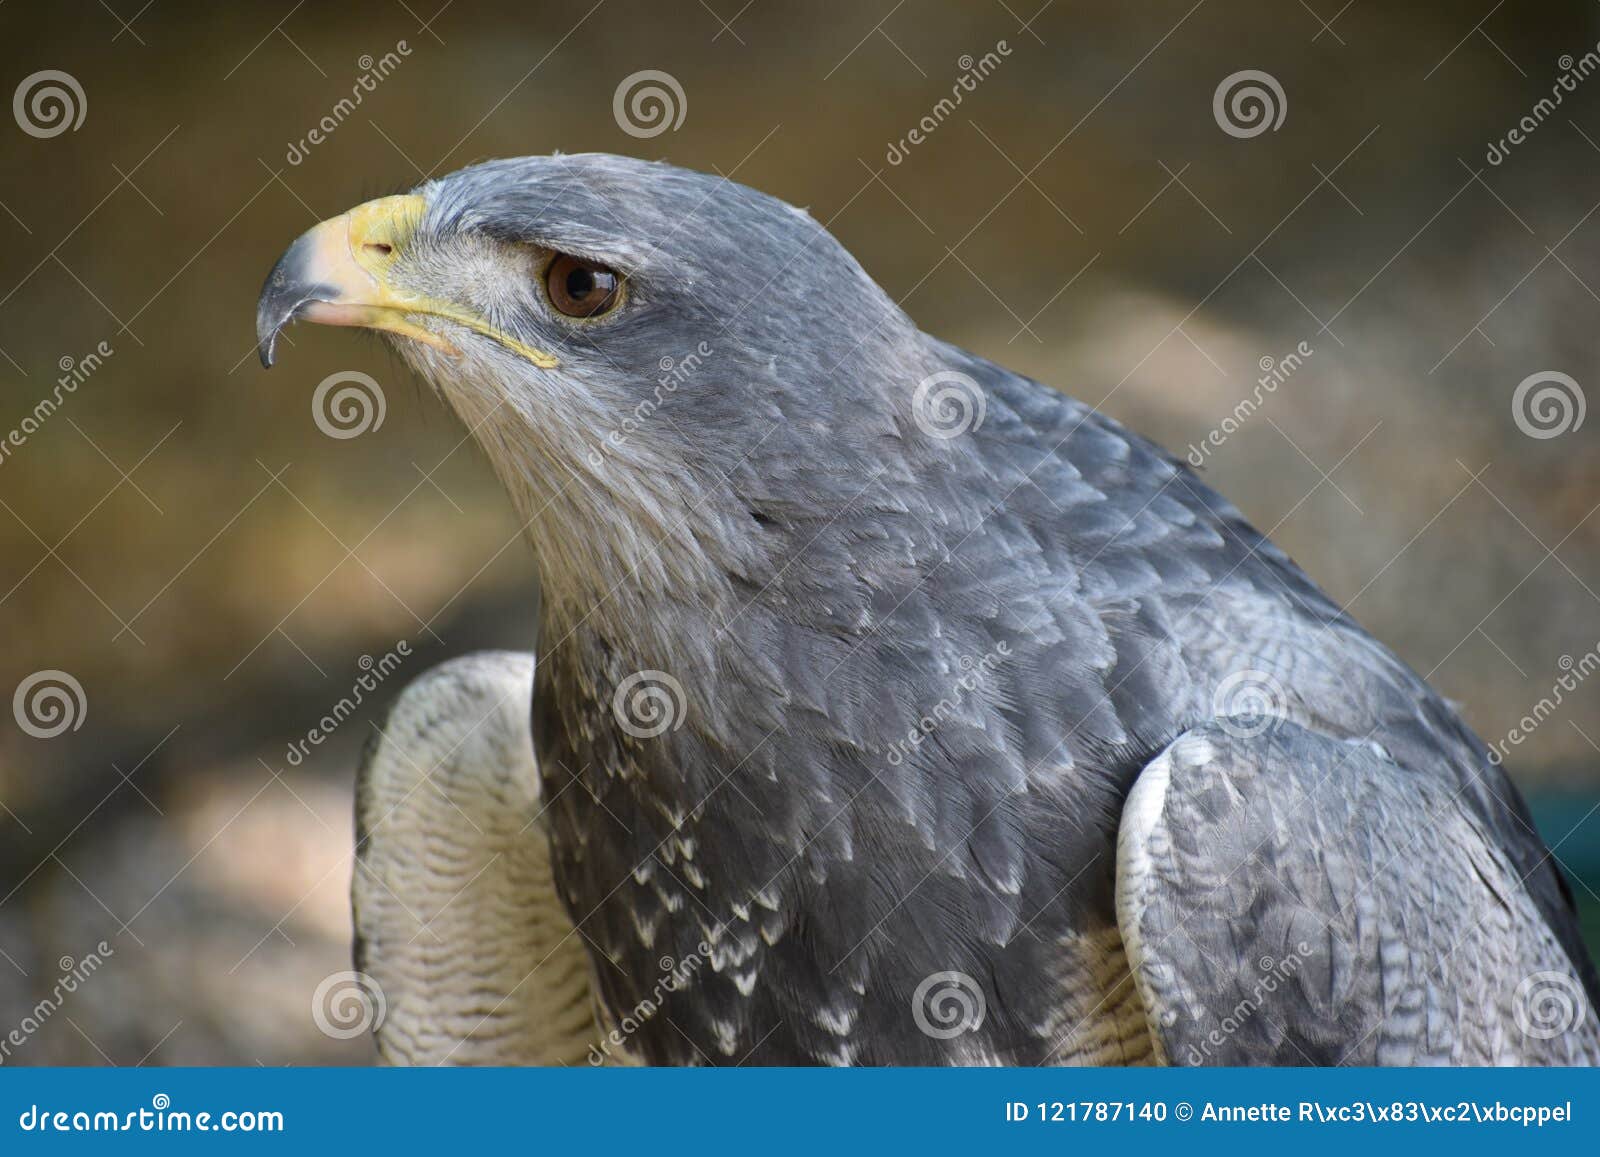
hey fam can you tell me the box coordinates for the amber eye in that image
[545,253,623,318]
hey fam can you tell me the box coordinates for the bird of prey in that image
[258,153,1600,1066]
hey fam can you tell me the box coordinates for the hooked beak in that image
[255,194,558,370]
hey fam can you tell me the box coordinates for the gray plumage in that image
[1119,723,1597,1064]
[259,153,1600,1065]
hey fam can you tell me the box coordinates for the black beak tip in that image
[255,235,325,371]
[255,269,296,371]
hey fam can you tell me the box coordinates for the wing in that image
[1116,719,1600,1065]
[353,651,601,1065]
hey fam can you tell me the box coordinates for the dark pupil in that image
[565,267,596,300]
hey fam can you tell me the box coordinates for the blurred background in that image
[1,0,1599,1064]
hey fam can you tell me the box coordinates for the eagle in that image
[257,153,1600,1065]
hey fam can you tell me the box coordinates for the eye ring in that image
[544,253,624,319]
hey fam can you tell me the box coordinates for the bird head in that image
[257,153,928,617]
